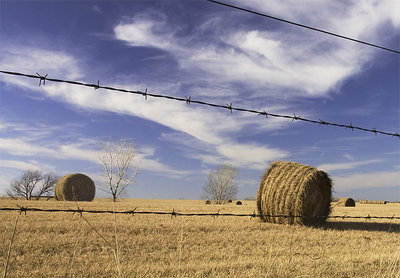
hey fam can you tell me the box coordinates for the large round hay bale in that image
[337,197,356,207]
[55,173,95,201]
[257,161,332,225]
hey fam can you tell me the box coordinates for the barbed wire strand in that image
[1,206,399,221]
[206,0,400,55]
[0,70,399,138]
[3,215,19,278]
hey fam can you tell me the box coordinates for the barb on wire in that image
[0,70,398,138]
[16,205,28,215]
[36,72,48,86]
[1,206,399,221]
[143,88,148,100]
[94,80,100,90]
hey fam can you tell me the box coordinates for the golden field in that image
[0,198,399,278]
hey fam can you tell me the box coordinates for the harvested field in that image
[0,198,399,277]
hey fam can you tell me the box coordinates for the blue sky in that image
[0,0,399,201]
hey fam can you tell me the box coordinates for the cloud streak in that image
[112,3,394,97]
[318,159,383,172]
[333,170,400,191]
[0,45,290,171]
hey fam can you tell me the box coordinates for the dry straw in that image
[337,197,356,207]
[360,200,387,204]
[55,173,95,201]
[257,161,332,225]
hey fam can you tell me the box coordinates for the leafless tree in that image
[98,137,139,202]
[35,173,59,200]
[7,170,59,200]
[203,164,238,204]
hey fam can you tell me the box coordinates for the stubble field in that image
[0,198,399,278]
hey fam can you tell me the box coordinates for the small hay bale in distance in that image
[236,200,242,205]
[55,173,95,201]
[205,200,211,205]
[257,161,332,225]
[337,197,356,207]
[360,200,387,204]
[227,199,233,203]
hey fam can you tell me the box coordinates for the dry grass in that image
[0,198,399,277]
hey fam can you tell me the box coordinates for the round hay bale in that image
[337,197,356,207]
[257,161,332,225]
[236,200,242,205]
[205,200,211,205]
[55,173,95,201]
[228,199,233,203]
[360,200,387,204]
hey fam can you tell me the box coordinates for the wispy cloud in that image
[92,5,103,15]
[0,122,191,179]
[112,1,397,97]
[0,46,291,171]
[229,0,400,37]
[318,159,383,172]
[0,137,98,163]
[0,47,83,80]
[333,170,400,191]
[0,159,54,172]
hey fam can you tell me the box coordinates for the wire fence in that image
[0,70,399,139]
[2,205,398,278]
[206,0,400,55]
[1,206,399,221]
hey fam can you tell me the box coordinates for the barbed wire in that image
[1,206,399,221]
[206,0,400,55]
[0,70,399,138]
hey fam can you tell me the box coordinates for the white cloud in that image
[0,45,290,172]
[333,170,400,191]
[115,17,173,49]
[112,5,387,97]
[92,5,103,14]
[217,142,288,170]
[113,0,399,98]
[0,130,190,179]
[0,138,54,157]
[0,137,99,163]
[318,159,383,172]
[159,130,288,170]
[230,0,400,33]
[0,159,54,172]
[38,80,289,170]
[0,47,82,80]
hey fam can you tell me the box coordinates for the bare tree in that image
[7,170,59,200]
[203,164,238,204]
[98,137,139,202]
[35,173,59,200]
